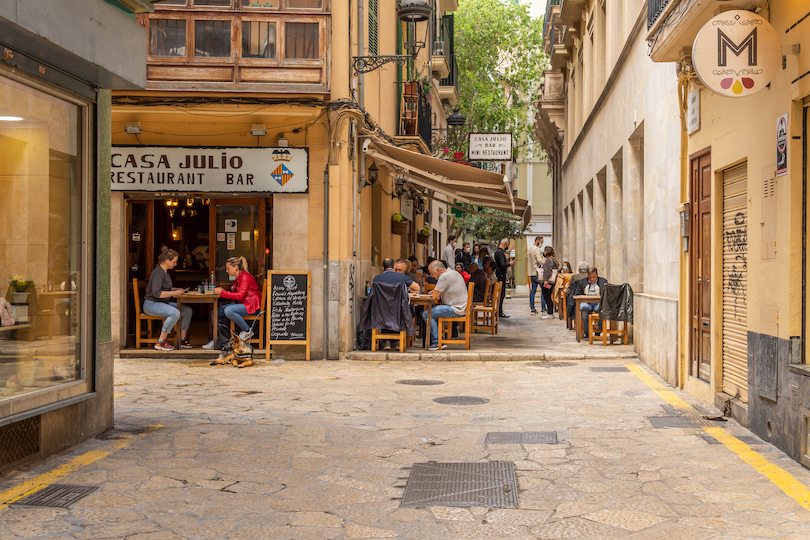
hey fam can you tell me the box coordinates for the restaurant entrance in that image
[124,195,272,348]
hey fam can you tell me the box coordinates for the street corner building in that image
[107,0,526,362]
[0,0,150,470]
[535,0,810,469]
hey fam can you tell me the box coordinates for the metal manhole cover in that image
[434,396,490,405]
[12,485,99,508]
[590,366,629,372]
[700,434,722,444]
[485,432,557,444]
[661,404,713,416]
[736,435,765,445]
[528,362,576,367]
[400,462,518,508]
[648,416,725,429]
[397,380,445,385]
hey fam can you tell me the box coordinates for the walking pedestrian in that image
[494,238,513,318]
[540,246,559,319]
[527,236,545,314]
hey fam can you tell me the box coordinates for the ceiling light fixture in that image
[251,123,267,136]
[125,121,142,134]
[0,116,24,122]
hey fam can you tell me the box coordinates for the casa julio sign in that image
[111,146,308,192]
[468,133,513,161]
[692,10,781,98]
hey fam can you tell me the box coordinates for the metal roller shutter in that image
[722,164,749,402]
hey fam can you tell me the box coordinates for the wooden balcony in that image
[140,0,330,94]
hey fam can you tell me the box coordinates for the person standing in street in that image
[442,236,457,269]
[455,241,471,267]
[494,238,513,318]
[527,236,545,315]
[540,245,559,319]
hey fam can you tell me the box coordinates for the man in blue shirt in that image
[374,258,420,292]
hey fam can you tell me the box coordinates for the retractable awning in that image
[366,141,531,227]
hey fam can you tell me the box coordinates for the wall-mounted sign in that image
[776,113,788,177]
[225,219,237,232]
[692,10,781,98]
[226,233,236,250]
[111,146,309,192]
[468,133,513,161]
[217,232,225,242]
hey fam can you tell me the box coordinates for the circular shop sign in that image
[693,10,781,98]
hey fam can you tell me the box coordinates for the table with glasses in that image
[176,291,219,348]
[573,294,601,342]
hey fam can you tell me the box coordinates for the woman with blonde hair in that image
[203,256,261,349]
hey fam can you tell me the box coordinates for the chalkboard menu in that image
[266,271,310,361]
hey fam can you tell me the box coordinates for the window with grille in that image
[242,21,276,58]
[195,19,232,57]
[285,22,319,59]
[150,19,187,57]
[368,0,379,56]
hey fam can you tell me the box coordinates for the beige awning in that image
[366,140,531,226]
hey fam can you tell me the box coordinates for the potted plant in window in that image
[8,276,33,304]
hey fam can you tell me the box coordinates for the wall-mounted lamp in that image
[276,134,288,147]
[352,0,430,75]
[393,177,406,199]
[125,121,142,134]
[250,123,267,136]
[367,163,379,185]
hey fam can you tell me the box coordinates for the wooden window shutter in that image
[368,0,379,56]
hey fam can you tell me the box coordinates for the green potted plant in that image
[391,212,408,235]
[417,223,430,244]
[8,276,33,304]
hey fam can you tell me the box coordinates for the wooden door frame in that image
[689,146,711,381]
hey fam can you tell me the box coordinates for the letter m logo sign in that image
[717,28,757,67]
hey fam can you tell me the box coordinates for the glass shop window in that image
[285,22,318,59]
[242,21,276,58]
[0,75,85,402]
[194,19,232,58]
[150,19,187,57]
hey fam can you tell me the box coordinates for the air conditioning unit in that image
[433,41,445,56]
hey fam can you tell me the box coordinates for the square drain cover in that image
[648,416,723,428]
[736,435,765,445]
[700,434,722,444]
[12,484,99,508]
[590,367,629,372]
[485,432,557,444]
[401,462,518,508]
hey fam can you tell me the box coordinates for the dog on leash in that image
[210,331,254,368]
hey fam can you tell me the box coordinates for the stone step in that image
[345,350,639,362]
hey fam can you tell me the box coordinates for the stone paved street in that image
[3,326,810,540]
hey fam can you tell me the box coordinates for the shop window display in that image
[0,74,84,402]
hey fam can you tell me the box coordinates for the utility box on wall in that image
[761,165,777,260]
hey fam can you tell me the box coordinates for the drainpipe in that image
[355,0,365,345]
[323,165,329,360]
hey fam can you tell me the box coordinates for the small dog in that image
[210,331,254,368]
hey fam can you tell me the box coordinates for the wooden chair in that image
[230,278,266,348]
[371,329,407,352]
[473,279,492,307]
[588,312,629,345]
[133,278,171,349]
[473,282,501,335]
[438,282,475,350]
[425,283,436,293]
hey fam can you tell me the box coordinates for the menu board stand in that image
[266,270,311,361]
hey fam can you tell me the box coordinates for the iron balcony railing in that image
[434,14,453,56]
[648,0,672,29]
[440,53,458,88]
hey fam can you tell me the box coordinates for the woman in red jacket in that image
[203,256,261,349]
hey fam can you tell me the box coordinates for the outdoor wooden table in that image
[176,292,219,348]
[409,293,435,350]
[573,295,601,342]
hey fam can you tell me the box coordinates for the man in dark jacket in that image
[576,267,608,338]
[494,239,513,318]
[368,258,419,349]
[455,242,472,267]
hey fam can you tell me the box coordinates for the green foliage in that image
[455,206,527,242]
[453,0,547,160]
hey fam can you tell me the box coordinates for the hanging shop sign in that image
[468,133,513,161]
[111,146,308,192]
[692,10,781,98]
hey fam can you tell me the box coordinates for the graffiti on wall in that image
[724,212,747,316]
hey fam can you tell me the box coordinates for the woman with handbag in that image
[540,246,559,319]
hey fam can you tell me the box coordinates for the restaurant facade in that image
[0,0,149,470]
[110,0,527,359]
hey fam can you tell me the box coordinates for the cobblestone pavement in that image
[2,357,810,539]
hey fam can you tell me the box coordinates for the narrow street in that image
[2,312,809,539]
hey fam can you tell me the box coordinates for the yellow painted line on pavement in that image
[113,393,125,398]
[0,425,161,511]
[625,363,810,512]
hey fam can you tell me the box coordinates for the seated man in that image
[374,258,419,350]
[579,266,608,338]
[468,262,487,303]
[483,260,498,285]
[395,258,419,287]
[423,260,468,351]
